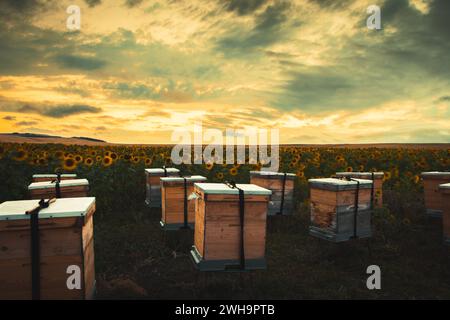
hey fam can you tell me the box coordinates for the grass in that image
[94,191,450,300]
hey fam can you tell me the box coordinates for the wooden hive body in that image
[421,172,450,218]
[160,175,207,230]
[335,172,384,207]
[32,174,77,183]
[249,171,295,215]
[308,178,373,242]
[190,183,271,271]
[28,179,89,199]
[0,197,96,299]
[439,183,450,245]
[145,168,180,208]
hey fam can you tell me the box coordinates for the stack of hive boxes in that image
[250,171,295,215]
[308,177,373,242]
[190,183,271,271]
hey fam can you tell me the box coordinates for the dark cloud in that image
[16,121,38,126]
[125,0,143,8]
[273,0,450,113]
[437,96,450,103]
[224,0,267,15]
[85,0,102,8]
[216,1,292,54]
[53,55,107,71]
[309,0,351,9]
[2,115,16,121]
[5,102,102,118]
[42,104,102,118]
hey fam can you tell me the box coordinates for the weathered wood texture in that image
[335,172,383,207]
[192,184,270,266]
[29,185,89,199]
[309,178,373,242]
[422,172,450,216]
[0,200,96,299]
[439,184,450,244]
[249,172,295,215]
[32,174,77,183]
[160,176,207,228]
[145,168,180,208]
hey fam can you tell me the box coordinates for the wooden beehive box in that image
[160,175,207,230]
[145,168,180,208]
[28,179,89,199]
[439,183,450,245]
[308,178,373,242]
[249,171,296,215]
[0,197,96,299]
[190,183,271,271]
[335,172,384,207]
[32,174,77,183]
[421,172,450,218]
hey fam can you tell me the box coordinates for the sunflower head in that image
[84,157,94,167]
[63,157,77,171]
[13,149,28,161]
[229,167,238,176]
[216,172,224,180]
[102,156,113,167]
[74,155,83,163]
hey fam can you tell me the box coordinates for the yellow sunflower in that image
[84,157,94,167]
[216,172,224,180]
[74,155,83,163]
[229,167,238,176]
[13,149,28,161]
[63,157,77,171]
[102,156,113,167]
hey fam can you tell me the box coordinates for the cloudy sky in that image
[0,0,449,144]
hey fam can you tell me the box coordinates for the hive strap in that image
[370,172,375,210]
[182,177,188,229]
[51,174,62,198]
[25,198,56,300]
[225,181,246,270]
[278,173,287,215]
[162,166,168,177]
[348,178,360,239]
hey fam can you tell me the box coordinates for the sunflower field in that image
[1,142,450,299]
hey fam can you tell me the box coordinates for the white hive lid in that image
[161,175,207,183]
[421,171,450,178]
[32,173,77,178]
[28,178,89,190]
[309,178,373,191]
[0,197,96,221]
[439,183,450,190]
[250,171,296,178]
[335,172,384,178]
[194,183,272,196]
[145,168,180,175]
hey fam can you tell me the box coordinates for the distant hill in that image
[0,132,448,149]
[0,132,109,146]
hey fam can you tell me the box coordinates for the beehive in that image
[335,172,384,207]
[421,172,450,218]
[145,168,180,208]
[28,179,89,199]
[439,183,450,245]
[32,174,77,183]
[0,197,96,299]
[249,171,296,215]
[190,183,271,271]
[308,178,373,242]
[160,175,207,230]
